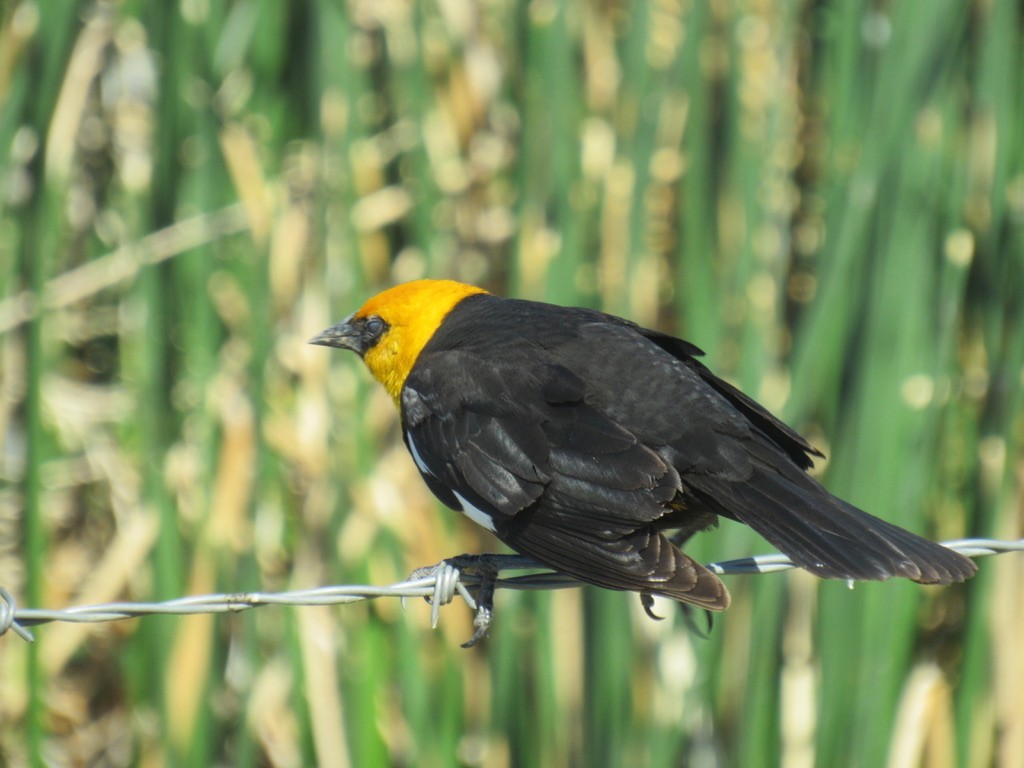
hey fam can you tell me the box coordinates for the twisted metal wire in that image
[2,538,1021,643]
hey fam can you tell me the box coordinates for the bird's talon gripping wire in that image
[406,554,513,645]
[454,581,478,611]
[406,557,487,631]
[407,560,463,628]
[460,561,498,648]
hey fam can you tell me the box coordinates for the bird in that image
[310,279,976,636]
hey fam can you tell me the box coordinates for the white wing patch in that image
[452,490,498,533]
[406,430,498,533]
[407,432,433,476]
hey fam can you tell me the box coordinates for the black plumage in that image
[396,293,975,609]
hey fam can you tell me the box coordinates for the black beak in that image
[309,314,362,353]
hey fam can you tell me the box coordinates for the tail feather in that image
[651,544,732,610]
[688,449,976,585]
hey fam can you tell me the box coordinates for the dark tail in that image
[688,446,976,585]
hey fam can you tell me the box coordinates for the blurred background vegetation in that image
[1,0,1022,766]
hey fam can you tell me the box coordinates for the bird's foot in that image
[639,593,715,637]
[406,558,477,629]
[640,593,665,620]
[407,554,540,648]
[680,605,714,638]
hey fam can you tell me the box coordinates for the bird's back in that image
[406,292,976,589]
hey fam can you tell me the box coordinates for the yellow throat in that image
[354,279,489,403]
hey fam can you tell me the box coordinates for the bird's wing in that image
[400,351,552,529]
[640,329,823,469]
[401,351,729,608]
[575,320,977,585]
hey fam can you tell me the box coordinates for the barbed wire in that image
[2,538,1021,644]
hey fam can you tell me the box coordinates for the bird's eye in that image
[365,316,386,339]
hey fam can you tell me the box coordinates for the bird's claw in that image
[408,554,512,646]
[640,593,665,620]
[639,593,715,637]
[459,559,499,648]
[680,605,714,638]
[462,602,493,648]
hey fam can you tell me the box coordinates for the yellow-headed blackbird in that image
[311,279,975,613]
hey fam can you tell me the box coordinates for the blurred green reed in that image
[0,1,1021,767]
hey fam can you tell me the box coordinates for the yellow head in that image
[310,279,488,403]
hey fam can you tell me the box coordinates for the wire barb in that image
[0,587,35,643]
[1,538,1020,644]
